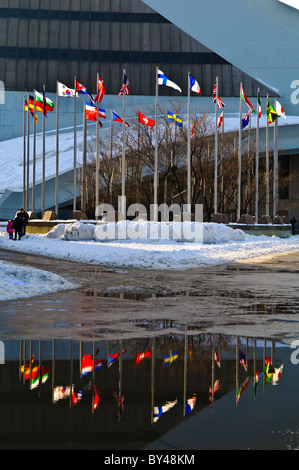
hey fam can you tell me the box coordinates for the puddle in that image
[0,332,294,450]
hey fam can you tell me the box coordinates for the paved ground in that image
[0,249,298,343]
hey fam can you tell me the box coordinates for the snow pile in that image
[0,228,299,271]
[0,260,74,302]
[46,221,246,244]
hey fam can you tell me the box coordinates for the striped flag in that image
[241,86,255,112]
[117,70,129,97]
[112,110,130,127]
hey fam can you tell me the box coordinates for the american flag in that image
[117,71,130,97]
[213,82,225,109]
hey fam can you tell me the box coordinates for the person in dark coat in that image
[290,217,297,236]
[16,208,29,236]
[12,216,23,240]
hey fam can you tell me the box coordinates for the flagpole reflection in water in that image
[14,333,285,450]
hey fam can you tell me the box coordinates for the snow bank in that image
[1,226,299,271]
[46,221,246,244]
[0,260,74,302]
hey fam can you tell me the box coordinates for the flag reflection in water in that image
[17,333,283,429]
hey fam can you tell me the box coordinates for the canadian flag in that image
[138,111,155,128]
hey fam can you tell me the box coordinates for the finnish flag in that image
[158,69,182,93]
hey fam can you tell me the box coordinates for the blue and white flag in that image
[158,69,182,93]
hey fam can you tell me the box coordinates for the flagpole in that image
[32,91,36,213]
[121,72,126,218]
[266,93,269,216]
[273,98,278,217]
[23,96,26,209]
[214,76,218,215]
[55,81,59,216]
[42,85,46,217]
[237,82,242,221]
[95,73,99,218]
[154,66,159,222]
[82,101,86,213]
[187,72,191,212]
[110,110,113,205]
[26,93,30,213]
[255,89,260,222]
[73,76,77,212]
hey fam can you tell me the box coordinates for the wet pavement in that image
[0,248,299,450]
[0,249,298,343]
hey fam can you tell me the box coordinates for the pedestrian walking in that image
[16,208,29,236]
[12,215,23,240]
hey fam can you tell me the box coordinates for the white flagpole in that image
[82,101,87,213]
[187,72,191,212]
[154,66,159,222]
[214,76,218,215]
[55,81,59,216]
[23,96,26,209]
[26,93,30,212]
[255,89,260,222]
[73,76,77,212]
[42,85,46,216]
[95,73,100,218]
[121,70,126,218]
[273,98,279,217]
[237,82,242,221]
[32,91,36,213]
[266,93,269,215]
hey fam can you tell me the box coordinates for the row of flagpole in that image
[23,68,285,220]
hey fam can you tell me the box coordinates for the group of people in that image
[6,208,29,240]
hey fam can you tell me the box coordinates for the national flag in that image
[136,348,151,365]
[117,70,129,97]
[215,350,221,368]
[24,98,37,122]
[71,389,83,407]
[30,365,50,390]
[94,76,105,103]
[212,81,225,109]
[275,100,286,119]
[75,79,94,103]
[167,111,183,128]
[153,399,178,422]
[189,75,201,94]
[241,111,250,129]
[81,352,102,377]
[35,90,54,115]
[113,392,125,419]
[217,111,224,129]
[237,377,250,403]
[185,394,197,416]
[138,111,155,128]
[57,81,76,97]
[163,352,178,367]
[257,90,262,118]
[158,69,182,93]
[53,385,72,403]
[108,348,126,367]
[85,103,106,124]
[91,384,100,411]
[112,110,130,127]
[241,86,255,112]
[272,364,284,385]
[267,99,279,124]
[191,114,197,136]
[239,350,247,371]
